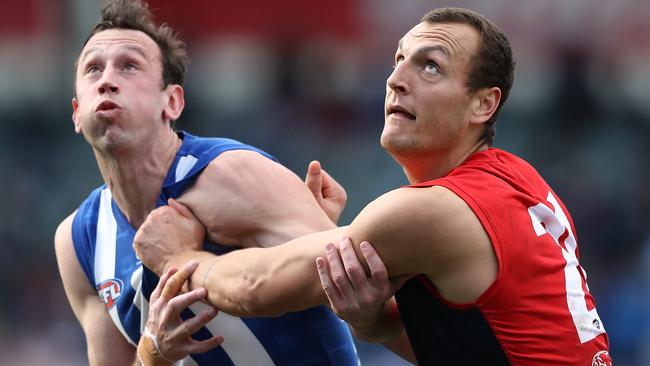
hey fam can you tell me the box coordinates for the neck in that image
[94,129,181,228]
[400,139,488,184]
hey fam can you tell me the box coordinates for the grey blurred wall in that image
[0,0,648,364]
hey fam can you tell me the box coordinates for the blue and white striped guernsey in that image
[71,131,359,365]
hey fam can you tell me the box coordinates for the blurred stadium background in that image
[0,0,648,364]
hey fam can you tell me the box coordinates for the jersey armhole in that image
[71,199,97,287]
[432,179,506,306]
[163,143,278,199]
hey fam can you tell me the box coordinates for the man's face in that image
[381,21,480,158]
[72,28,168,152]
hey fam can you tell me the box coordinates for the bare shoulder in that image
[349,186,492,282]
[181,149,300,201]
[201,149,282,181]
[54,211,96,309]
[351,185,476,241]
[179,149,332,246]
[54,212,77,265]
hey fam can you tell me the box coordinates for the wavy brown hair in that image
[74,0,188,91]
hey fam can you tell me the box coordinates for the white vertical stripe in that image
[109,305,135,346]
[95,188,134,345]
[131,266,144,311]
[94,188,117,285]
[130,266,149,333]
[175,155,198,182]
[189,302,275,366]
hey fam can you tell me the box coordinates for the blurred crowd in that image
[0,1,648,364]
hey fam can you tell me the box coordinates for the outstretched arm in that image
[134,180,495,363]
[135,187,448,316]
[135,198,347,316]
[135,185,493,316]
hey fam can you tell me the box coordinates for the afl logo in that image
[97,278,123,310]
[592,350,612,366]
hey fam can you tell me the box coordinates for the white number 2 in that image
[528,191,605,343]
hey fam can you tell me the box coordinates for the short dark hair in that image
[74,0,188,90]
[421,8,515,146]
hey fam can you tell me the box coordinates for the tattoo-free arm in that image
[179,150,336,248]
[138,185,490,323]
[156,187,443,317]
[55,213,138,366]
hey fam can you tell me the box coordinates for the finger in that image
[320,169,346,201]
[175,306,218,338]
[161,260,199,300]
[319,169,336,194]
[339,237,368,289]
[316,256,343,305]
[325,243,355,297]
[151,266,178,303]
[186,335,225,354]
[305,160,323,199]
[167,287,207,315]
[360,241,389,285]
[168,198,198,220]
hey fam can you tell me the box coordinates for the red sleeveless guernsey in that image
[395,148,611,365]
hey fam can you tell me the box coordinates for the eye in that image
[85,64,100,74]
[424,62,440,75]
[123,63,138,71]
[393,55,404,68]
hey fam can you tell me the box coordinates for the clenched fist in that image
[134,198,205,276]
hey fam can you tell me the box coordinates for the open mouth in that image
[387,105,416,120]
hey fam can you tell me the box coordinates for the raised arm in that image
[178,150,336,248]
[55,213,137,366]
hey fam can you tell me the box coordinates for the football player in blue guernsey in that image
[53,0,358,365]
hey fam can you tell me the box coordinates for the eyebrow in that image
[396,39,450,60]
[80,45,149,65]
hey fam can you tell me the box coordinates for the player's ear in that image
[469,87,500,125]
[162,84,185,122]
[72,98,82,134]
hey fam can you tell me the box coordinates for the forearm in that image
[177,229,345,317]
[176,250,290,317]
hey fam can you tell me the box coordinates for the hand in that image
[316,238,405,329]
[134,198,205,276]
[305,160,347,224]
[137,261,224,365]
